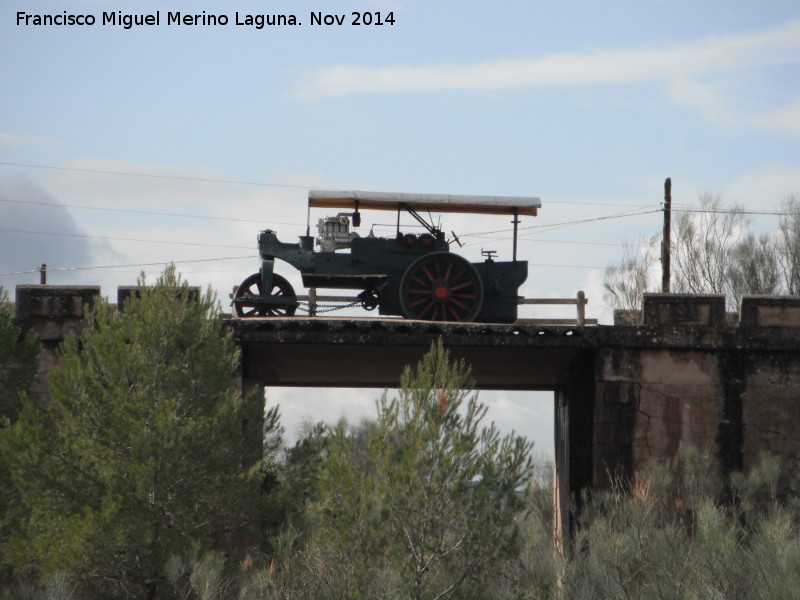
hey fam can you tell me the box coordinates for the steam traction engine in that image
[232,190,541,323]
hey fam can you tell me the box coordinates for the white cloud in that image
[0,173,123,294]
[667,77,800,138]
[304,18,800,97]
[724,164,800,207]
[667,78,732,123]
[580,268,615,325]
[269,387,380,444]
[23,158,370,304]
[0,133,63,148]
[755,100,800,137]
[483,392,553,450]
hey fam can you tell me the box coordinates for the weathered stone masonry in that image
[596,294,800,493]
[14,284,100,406]
[13,285,800,517]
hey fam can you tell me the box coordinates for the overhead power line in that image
[459,208,661,242]
[0,255,606,278]
[5,161,797,219]
[673,206,793,216]
[0,227,253,250]
[3,161,666,209]
[530,262,606,269]
[0,256,253,277]
[0,161,313,190]
[465,235,624,247]
[1,195,660,231]
[0,196,302,227]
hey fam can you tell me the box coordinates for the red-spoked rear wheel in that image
[399,252,483,322]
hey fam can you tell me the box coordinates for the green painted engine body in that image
[252,229,527,323]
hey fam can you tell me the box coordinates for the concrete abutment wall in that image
[596,293,800,494]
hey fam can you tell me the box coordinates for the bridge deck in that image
[227,316,598,389]
[226,312,800,388]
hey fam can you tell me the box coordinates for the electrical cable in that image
[0,255,254,277]
[3,161,679,210]
[458,208,661,243]
[8,161,792,276]
[0,227,253,250]
[672,206,793,216]
[0,161,313,190]
[0,196,303,227]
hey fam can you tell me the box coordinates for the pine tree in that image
[0,267,273,599]
[0,288,41,585]
[0,287,40,423]
[289,340,535,600]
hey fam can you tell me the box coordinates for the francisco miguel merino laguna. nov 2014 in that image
[17,10,396,28]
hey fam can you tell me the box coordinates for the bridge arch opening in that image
[267,388,555,457]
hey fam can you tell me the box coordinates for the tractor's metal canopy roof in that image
[308,190,541,216]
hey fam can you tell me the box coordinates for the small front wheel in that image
[233,273,297,317]
[399,252,483,322]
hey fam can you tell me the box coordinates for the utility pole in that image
[661,178,671,293]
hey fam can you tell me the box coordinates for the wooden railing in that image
[297,290,594,325]
[517,291,592,325]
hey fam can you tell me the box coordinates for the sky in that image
[2,0,799,453]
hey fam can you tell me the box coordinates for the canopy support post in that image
[512,208,520,263]
[396,204,401,237]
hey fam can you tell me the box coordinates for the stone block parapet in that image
[15,284,100,341]
[642,293,727,327]
[14,285,100,407]
[739,295,800,327]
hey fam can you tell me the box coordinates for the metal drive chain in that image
[297,300,361,314]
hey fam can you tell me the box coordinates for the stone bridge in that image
[13,285,800,531]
